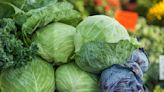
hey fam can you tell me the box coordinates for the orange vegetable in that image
[115,10,138,32]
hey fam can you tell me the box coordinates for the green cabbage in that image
[0,57,55,92]
[75,40,137,73]
[74,15,130,52]
[56,63,99,92]
[33,23,76,65]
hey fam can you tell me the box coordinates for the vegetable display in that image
[0,0,149,92]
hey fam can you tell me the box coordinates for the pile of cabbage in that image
[0,0,149,92]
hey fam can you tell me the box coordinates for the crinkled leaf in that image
[0,18,37,71]
[75,40,137,73]
[100,64,145,92]
[14,2,81,35]
[0,0,57,12]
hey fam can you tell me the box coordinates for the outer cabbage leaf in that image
[128,49,149,73]
[75,40,137,73]
[56,62,99,92]
[74,15,130,52]
[14,2,81,35]
[0,0,57,18]
[19,0,57,11]
[0,57,55,92]
[33,23,76,65]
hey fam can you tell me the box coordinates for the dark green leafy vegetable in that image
[14,2,81,35]
[0,0,57,18]
[75,40,137,73]
[0,18,37,71]
[0,3,14,18]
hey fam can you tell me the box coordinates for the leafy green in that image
[74,15,130,52]
[0,57,55,92]
[0,3,15,18]
[56,62,99,92]
[33,23,76,65]
[0,18,37,71]
[75,40,137,73]
[0,0,57,14]
[14,2,81,35]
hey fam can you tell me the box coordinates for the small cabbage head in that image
[56,62,99,92]
[33,23,76,65]
[0,57,55,92]
[74,15,130,52]
[100,64,146,92]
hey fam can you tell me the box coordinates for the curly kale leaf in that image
[0,18,37,71]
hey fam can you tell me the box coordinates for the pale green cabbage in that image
[74,15,130,52]
[0,57,55,92]
[33,23,76,65]
[56,63,99,92]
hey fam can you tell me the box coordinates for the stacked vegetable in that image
[0,0,149,92]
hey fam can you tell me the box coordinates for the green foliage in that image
[0,18,37,71]
[12,2,81,41]
[154,85,164,92]
[75,40,137,73]
[0,0,57,18]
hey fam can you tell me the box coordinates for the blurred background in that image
[63,0,164,91]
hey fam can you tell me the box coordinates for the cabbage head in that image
[75,40,137,73]
[100,64,145,92]
[0,57,55,92]
[74,15,130,52]
[33,23,76,65]
[56,62,99,92]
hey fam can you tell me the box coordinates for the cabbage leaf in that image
[0,0,57,18]
[75,40,137,73]
[14,2,81,35]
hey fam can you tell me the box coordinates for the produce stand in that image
[0,0,163,92]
